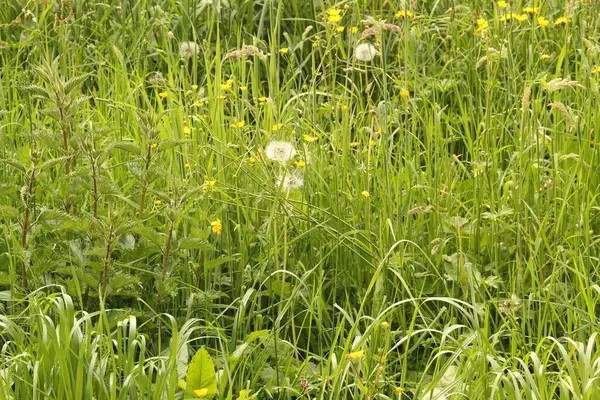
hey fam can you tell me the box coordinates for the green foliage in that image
[184,348,217,399]
[1,0,600,398]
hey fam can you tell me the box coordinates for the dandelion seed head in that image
[354,43,378,62]
[278,172,304,191]
[179,41,200,59]
[265,141,296,162]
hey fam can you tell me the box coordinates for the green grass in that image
[1,0,600,399]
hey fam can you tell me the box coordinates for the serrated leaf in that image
[184,348,217,399]
[157,139,190,152]
[63,74,90,95]
[112,141,142,155]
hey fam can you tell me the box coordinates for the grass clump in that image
[2,0,600,398]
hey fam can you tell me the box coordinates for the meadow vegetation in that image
[1,0,600,399]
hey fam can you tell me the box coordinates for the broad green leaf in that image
[185,348,217,399]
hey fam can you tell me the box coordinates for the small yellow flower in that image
[211,219,223,235]
[474,18,488,34]
[248,157,257,163]
[258,96,267,103]
[515,14,528,22]
[400,90,410,98]
[347,350,365,360]
[336,26,345,33]
[350,141,360,148]
[539,54,552,61]
[239,85,248,91]
[361,191,370,198]
[395,387,404,396]
[151,143,158,149]
[272,123,285,131]
[592,66,600,74]
[220,80,233,91]
[303,134,318,143]
[395,10,414,18]
[351,26,358,33]
[153,199,162,205]
[183,127,192,135]
[381,321,391,329]
[194,102,203,108]
[216,95,227,100]
[497,1,507,8]
[185,163,191,168]
[158,91,168,99]
[194,388,209,397]
[523,7,540,15]
[191,84,199,90]
[279,47,289,54]
[555,16,571,25]
[537,16,549,27]
[327,10,343,23]
[231,120,245,129]
[294,160,306,167]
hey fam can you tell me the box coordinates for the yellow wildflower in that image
[303,134,318,143]
[294,160,306,167]
[523,7,540,14]
[336,26,345,33]
[381,321,391,329]
[400,90,410,98]
[555,16,571,25]
[350,141,360,148]
[347,350,365,359]
[272,123,285,131]
[539,54,552,61]
[185,163,191,169]
[153,199,162,205]
[248,157,257,163]
[183,127,192,135]
[158,91,168,99]
[475,18,488,35]
[497,1,507,8]
[592,66,600,74]
[395,387,404,395]
[327,8,342,16]
[515,14,528,22]
[194,388,209,397]
[361,191,370,198]
[537,16,549,27]
[239,85,248,91]
[211,219,223,235]
[351,26,358,33]
[328,14,342,23]
[279,47,289,54]
[258,96,268,103]
[191,84,198,90]
[395,10,414,18]
[151,143,158,149]
[220,79,233,91]
[231,120,245,129]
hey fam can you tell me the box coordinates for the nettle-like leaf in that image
[184,348,217,399]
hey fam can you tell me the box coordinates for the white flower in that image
[179,41,200,59]
[278,172,304,191]
[354,43,378,62]
[265,141,296,162]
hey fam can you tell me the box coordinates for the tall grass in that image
[1,0,600,398]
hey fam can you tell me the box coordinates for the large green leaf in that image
[185,348,217,399]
